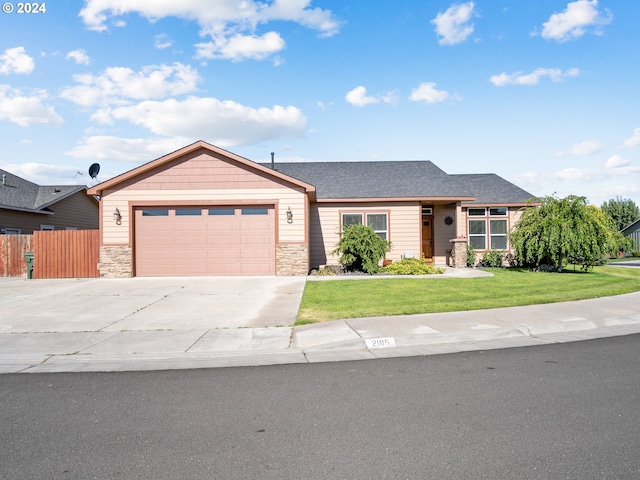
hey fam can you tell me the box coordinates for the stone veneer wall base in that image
[276,243,309,276]
[99,245,133,278]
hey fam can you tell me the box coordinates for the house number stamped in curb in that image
[365,337,396,349]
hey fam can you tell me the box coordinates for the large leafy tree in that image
[509,195,628,271]
[601,196,640,231]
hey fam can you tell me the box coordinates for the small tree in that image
[601,196,640,231]
[331,224,391,274]
[509,195,625,271]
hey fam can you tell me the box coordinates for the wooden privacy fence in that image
[0,234,33,277]
[33,230,100,279]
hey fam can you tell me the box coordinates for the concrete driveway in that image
[0,276,306,333]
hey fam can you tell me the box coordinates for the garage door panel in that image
[239,263,272,274]
[208,264,240,275]
[207,235,240,245]
[240,234,270,245]
[240,248,272,260]
[138,236,173,247]
[135,206,275,276]
[139,223,172,234]
[240,220,270,230]
[207,249,240,261]
[175,235,205,246]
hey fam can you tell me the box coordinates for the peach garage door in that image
[134,206,275,276]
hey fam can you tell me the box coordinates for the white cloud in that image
[0,162,80,185]
[538,0,612,42]
[490,67,579,86]
[60,62,200,107]
[0,85,63,127]
[0,47,35,75]
[90,96,307,147]
[66,49,91,65]
[195,31,285,61]
[555,140,601,156]
[65,136,187,162]
[154,34,174,50]
[409,82,452,104]
[431,1,476,46]
[79,0,341,61]
[257,0,341,38]
[516,156,639,188]
[622,128,640,148]
[345,87,376,107]
[604,155,630,169]
[345,86,397,108]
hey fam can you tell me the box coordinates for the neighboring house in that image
[0,168,99,234]
[87,140,535,277]
[621,218,640,251]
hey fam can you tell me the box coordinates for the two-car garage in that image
[134,205,276,276]
[88,141,313,278]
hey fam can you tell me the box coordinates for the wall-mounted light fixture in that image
[286,206,293,224]
[113,207,122,225]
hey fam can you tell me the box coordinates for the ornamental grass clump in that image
[331,224,391,274]
[380,258,445,275]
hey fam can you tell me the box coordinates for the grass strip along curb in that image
[296,266,640,325]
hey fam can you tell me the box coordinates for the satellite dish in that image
[88,163,100,180]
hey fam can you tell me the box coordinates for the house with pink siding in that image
[87,141,535,277]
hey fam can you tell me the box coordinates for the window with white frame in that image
[341,212,389,240]
[467,207,508,250]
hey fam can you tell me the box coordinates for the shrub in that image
[480,249,506,268]
[380,258,445,275]
[633,251,640,258]
[466,244,476,267]
[313,267,337,276]
[331,224,391,274]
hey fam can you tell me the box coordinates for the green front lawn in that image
[296,267,640,325]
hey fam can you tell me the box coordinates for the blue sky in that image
[1,0,639,206]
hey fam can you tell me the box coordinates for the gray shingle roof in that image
[452,174,536,204]
[263,161,534,203]
[0,168,86,213]
[265,161,475,199]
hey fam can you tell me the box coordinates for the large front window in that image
[468,219,486,249]
[341,212,389,240]
[467,207,509,250]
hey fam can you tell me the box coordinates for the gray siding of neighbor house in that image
[622,220,640,251]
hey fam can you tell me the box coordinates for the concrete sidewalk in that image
[1,272,640,374]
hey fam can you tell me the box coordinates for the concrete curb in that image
[3,316,640,374]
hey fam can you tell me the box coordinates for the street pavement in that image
[1,264,639,374]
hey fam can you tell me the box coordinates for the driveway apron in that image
[0,276,307,333]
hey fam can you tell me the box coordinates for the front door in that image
[422,216,433,262]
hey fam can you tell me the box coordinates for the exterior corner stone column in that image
[276,243,309,276]
[99,245,133,278]
[449,238,468,269]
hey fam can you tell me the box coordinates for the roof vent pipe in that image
[2,174,5,186]
[271,152,275,170]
